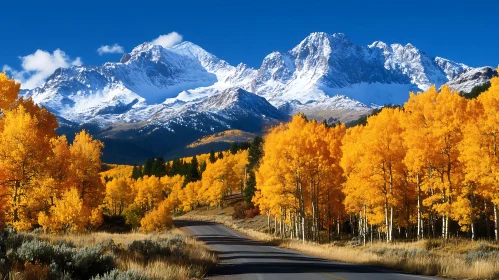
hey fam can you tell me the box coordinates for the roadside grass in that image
[177,208,499,280]
[0,228,216,280]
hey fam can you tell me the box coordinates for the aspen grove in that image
[0,73,105,232]
[254,72,499,243]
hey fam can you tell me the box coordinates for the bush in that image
[232,202,260,219]
[127,235,186,262]
[12,239,114,279]
[91,269,150,280]
[245,207,260,218]
[12,261,51,280]
[14,239,73,266]
[232,202,246,220]
[71,245,115,279]
[98,216,132,233]
[122,205,144,229]
[367,247,429,259]
[464,243,499,264]
[424,239,444,250]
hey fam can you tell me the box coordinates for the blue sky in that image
[3,0,498,88]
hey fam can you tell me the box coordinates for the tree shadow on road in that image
[174,219,425,278]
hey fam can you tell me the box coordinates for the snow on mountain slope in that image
[85,87,287,137]
[169,42,257,89]
[253,32,476,116]
[22,32,493,130]
[447,66,496,93]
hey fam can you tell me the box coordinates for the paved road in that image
[174,220,440,280]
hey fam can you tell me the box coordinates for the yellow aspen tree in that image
[69,130,105,209]
[12,97,58,139]
[30,136,73,216]
[105,177,133,216]
[140,199,173,232]
[133,176,163,211]
[0,73,20,112]
[403,86,467,239]
[254,123,298,238]
[179,181,201,211]
[363,108,407,242]
[342,125,375,242]
[38,188,89,233]
[232,150,249,193]
[0,106,53,230]
[160,174,185,211]
[458,73,499,240]
[323,123,346,241]
[201,158,233,207]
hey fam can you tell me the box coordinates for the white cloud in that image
[151,32,183,48]
[3,49,82,89]
[97,44,125,55]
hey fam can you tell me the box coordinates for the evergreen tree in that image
[244,170,257,204]
[461,81,491,99]
[152,157,166,177]
[230,142,239,154]
[180,159,190,176]
[209,149,216,163]
[131,165,143,180]
[171,158,182,175]
[143,158,154,176]
[217,151,224,160]
[165,161,172,176]
[239,141,251,150]
[247,136,263,170]
[199,161,207,175]
[185,155,200,184]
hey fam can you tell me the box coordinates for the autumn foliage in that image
[253,71,499,242]
[4,69,499,243]
[0,73,104,232]
[102,149,250,232]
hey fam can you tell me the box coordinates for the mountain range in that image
[21,32,496,163]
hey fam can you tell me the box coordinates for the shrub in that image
[232,202,246,220]
[12,239,114,279]
[233,202,260,219]
[14,239,73,266]
[464,243,499,264]
[122,205,144,229]
[91,269,150,280]
[367,247,429,259]
[245,207,260,218]
[127,236,186,262]
[424,239,443,250]
[12,261,51,280]
[71,245,115,279]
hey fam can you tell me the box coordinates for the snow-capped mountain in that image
[447,66,497,93]
[255,32,478,109]
[21,32,494,163]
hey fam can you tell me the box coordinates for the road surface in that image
[174,220,440,280]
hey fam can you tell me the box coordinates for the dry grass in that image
[178,207,499,280]
[283,239,499,279]
[113,235,216,279]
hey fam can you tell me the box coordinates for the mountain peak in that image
[330,32,350,41]
[368,41,388,50]
[130,42,155,54]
